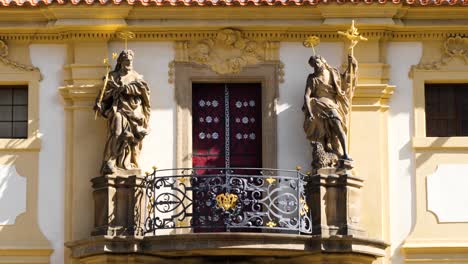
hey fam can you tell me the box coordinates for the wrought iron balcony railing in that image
[144,167,312,235]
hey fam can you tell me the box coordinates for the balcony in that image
[144,167,311,235]
[67,167,387,264]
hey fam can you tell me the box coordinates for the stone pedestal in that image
[307,168,366,237]
[91,174,146,236]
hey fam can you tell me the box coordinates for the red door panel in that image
[191,83,262,231]
[192,83,226,174]
[228,83,262,169]
[192,83,262,169]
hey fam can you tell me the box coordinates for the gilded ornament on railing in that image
[266,221,277,228]
[147,197,155,212]
[187,29,265,74]
[178,177,188,184]
[266,177,276,185]
[300,198,309,216]
[177,218,190,227]
[216,192,238,211]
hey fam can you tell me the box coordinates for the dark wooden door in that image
[192,83,262,170]
[191,83,262,230]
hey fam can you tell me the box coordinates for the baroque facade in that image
[0,1,467,264]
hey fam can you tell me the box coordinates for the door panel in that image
[192,83,226,174]
[191,83,262,231]
[192,83,262,169]
[228,83,262,169]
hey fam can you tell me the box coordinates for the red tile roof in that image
[0,0,466,6]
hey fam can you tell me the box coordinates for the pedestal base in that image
[308,169,366,237]
[91,174,145,236]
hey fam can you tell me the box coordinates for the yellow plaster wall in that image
[0,5,461,264]
[402,38,468,263]
[0,41,52,264]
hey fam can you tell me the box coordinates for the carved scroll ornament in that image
[0,40,39,72]
[413,36,468,71]
[185,29,266,74]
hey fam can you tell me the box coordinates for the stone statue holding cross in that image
[302,21,366,170]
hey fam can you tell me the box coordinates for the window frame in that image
[424,83,468,137]
[413,70,468,150]
[0,85,29,139]
[0,72,41,151]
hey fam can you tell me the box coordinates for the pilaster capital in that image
[352,84,395,111]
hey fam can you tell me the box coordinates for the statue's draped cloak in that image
[98,70,151,173]
[303,63,356,156]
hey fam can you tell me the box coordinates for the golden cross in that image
[116,31,136,51]
[94,52,117,120]
[337,20,367,155]
[337,20,368,56]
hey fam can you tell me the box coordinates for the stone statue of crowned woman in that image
[94,50,151,176]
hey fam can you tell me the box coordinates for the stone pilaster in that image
[345,35,394,264]
[60,40,111,264]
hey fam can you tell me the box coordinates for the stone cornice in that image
[0,5,466,42]
[0,28,467,43]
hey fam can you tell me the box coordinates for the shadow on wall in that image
[0,162,25,226]
[386,42,422,264]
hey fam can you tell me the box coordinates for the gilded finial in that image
[303,35,320,56]
[296,166,302,171]
[116,31,136,51]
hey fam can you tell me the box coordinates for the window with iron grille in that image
[0,86,28,138]
[425,83,468,137]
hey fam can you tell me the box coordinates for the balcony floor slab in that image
[66,233,388,261]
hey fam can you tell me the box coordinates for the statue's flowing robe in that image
[303,62,356,156]
[97,70,151,174]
